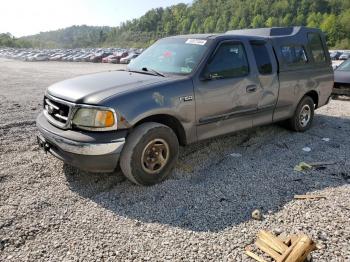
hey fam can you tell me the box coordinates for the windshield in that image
[128,37,209,75]
[337,59,350,71]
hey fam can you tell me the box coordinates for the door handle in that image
[246,85,257,93]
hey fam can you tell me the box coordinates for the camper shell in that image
[225,26,332,71]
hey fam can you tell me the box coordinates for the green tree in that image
[265,17,278,27]
[307,12,323,28]
[203,17,215,33]
[251,15,265,28]
[320,14,340,47]
[295,14,306,25]
[190,18,200,34]
[229,16,240,29]
[238,18,248,29]
[216,17,227,32]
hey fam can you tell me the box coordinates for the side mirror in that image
[200,73,224,81]
[200,72,212,81]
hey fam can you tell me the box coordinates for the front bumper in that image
[36,112,127,173]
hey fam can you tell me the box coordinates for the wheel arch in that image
[304,90,319,109]
[133,114,187,146]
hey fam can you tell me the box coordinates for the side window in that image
[205,42,249,79]
[281,45,308,65]
[251,43,273,74]
[308,33,326,63]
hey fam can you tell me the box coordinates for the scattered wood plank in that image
[247,231,316,262]
[257,230,288,254]
[283,235,316,262]
[256,238,281,261]
[294,195,327,200]
[308,161,337,167]
[278,236,301,262]
[278,234,299,247]
[245,247,267,262]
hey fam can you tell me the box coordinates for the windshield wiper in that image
[142,67,165,77]
[126,68,165,77]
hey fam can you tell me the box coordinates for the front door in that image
[194,40,261,141]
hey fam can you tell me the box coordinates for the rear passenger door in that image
[250,40,279,126]
[194,40,261,141]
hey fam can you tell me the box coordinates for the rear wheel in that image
[120,122,179,186]
[288,96,315,132]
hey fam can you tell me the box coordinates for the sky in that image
[0,0,193,37]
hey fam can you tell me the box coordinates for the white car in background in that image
[34,53,49,61]
[120,53,139,64]
[339,52,350,60]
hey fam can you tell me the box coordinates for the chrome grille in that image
[43,96,74,129]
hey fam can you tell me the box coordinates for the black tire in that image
[288,96,315,132]
[120,122,179,186]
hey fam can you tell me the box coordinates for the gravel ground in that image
[0,58,349,262]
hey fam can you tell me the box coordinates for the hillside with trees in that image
[21,25,112,48]
[2,0,349,49]
[105,0,350,49]
[0,33,32,48]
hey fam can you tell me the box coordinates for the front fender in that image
[103,78,197,143]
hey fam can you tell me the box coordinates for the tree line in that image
[105,0,350,49]
[1,0,349,49]
[0,33,32,48]
[21,25,111,49]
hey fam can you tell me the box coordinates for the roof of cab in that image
[167,34,219,39]
[225,26,322,38]
[166,27,323,42]
[167,33,266,41]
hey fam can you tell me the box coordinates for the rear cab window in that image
[250,42,273,74]
[307,33,326,63]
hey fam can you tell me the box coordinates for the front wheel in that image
[120,122,179,186]
[288,96,315,132]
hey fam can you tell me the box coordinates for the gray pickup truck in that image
[37,27,333,185]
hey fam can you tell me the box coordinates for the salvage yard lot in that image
[0,58,349,261]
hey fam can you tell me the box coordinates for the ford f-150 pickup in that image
[37,27,333,185]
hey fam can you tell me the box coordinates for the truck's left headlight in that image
[72,108,115,130]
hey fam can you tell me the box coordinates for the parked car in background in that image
[102,54,115,63]
[120,53,139,64]
[90,52,112,63]
[333,59,350,96]
[0,47,143,64]
[339,52,350,60]
[36,26,333,186]
[330,51,342,60]
[108,51,128,64]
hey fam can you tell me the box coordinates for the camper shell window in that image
[308,33,326,63]
[280,45,308,65]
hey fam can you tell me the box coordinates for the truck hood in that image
[47,70,169,104]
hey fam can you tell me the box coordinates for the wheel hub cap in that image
[141,139,169,174]
[299,104,311,127]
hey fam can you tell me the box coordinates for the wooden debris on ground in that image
[294,194,327,200]
[245,230,316,262]
[308,161,337,167]
[294,162,313,172]
[293,161,338,172]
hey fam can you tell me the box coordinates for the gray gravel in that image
[0,58,349,261]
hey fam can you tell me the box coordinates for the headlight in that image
[72,108,115,130]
